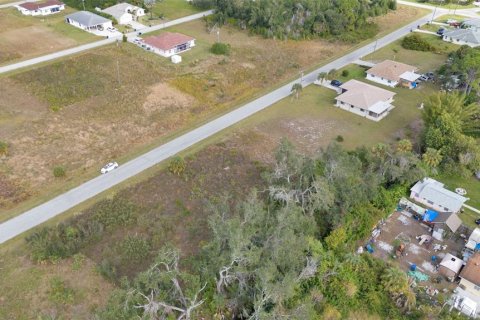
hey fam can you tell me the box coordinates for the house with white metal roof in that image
[443,28,480,48]
[366,60,421,89]
[410,177,469,213]
[102,2,145,25]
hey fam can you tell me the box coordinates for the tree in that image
[317,72,327,83]
[291,83,303,99]
[396,139,412,153]
[381,267,416,311]
[144,0,161,19]
[168,156,186,176]
[422,148,442,168]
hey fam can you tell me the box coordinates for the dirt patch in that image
[142,82,195,114]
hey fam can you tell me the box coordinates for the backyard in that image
[0,8,97,65]
[0,6,429,221]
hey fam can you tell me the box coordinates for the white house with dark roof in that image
[102,2,145,25]
[334,80,396,121]
[410,178,469,213]
[65,11,113,35]
[15,0,64,16]
[443,28,480,47]
[366,60,420,89]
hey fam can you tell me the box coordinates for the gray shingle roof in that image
[443,28,480,45]
[462,19,480,29]
[65,11,111,27]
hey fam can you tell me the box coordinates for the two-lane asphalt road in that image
[0,10,214,74]
[0,13,437,244]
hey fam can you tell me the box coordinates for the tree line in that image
[207,0,396,40]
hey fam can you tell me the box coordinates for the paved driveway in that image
[0,13,436,245]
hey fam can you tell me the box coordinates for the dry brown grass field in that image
[0,6,428,220]
[0,8,97,65]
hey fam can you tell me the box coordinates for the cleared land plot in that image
[148,0,202,21]
[0,8,97,65]
[0,6,429,220]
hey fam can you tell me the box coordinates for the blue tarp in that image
[476,243,480,251]
[423,209,439,222]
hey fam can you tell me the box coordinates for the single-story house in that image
[15,0,65,16]
[141,32,195,57]
[443,29,480,48]
[462,18,480,30]
[334,79,396,121]
[410,178,468,213]
[65,11,113,33]
[366,60,420,89]
[439,253,464,280]
[102,2,145,25]
[452,252,480,318]
[464,228,480,262]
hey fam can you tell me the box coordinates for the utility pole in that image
[82,0,85,11]
[373,39,378,53]
[431,6,437,23]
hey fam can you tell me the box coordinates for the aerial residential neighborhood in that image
[0,0,479,319]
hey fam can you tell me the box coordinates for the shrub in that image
[0,141,8,156]
[401,34,436,52]
[168,156,186,176]
[122,34,127,42]
[53,166,66,178]
[49,277,74,305]
[49,105,62,112]
[336,135,344,142]
[96,259,117,282]
[210,42,231,55]
[341,70,349,77]
[72,253,86,271]
[118,235,151,261]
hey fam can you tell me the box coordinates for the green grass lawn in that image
[146,0,203,21]
[364,34,457,72]
[434,14,468,23]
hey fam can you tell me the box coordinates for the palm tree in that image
[291,83,303,99]
[423,92,480,137]
[381,267,415,311]
[317,72,327,84]
[396,139,413,153]
[422,148,443,168]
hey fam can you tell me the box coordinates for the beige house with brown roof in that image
[366,60,420,89]
[334,80,396,121]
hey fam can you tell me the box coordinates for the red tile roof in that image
[143,32,195,51]
[18,0,63,10]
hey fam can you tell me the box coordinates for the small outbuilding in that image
[141,32,196,57]
[439,253,464,280]
[171,55,182,64]
[15,0,65,16]
[334,79,396,121]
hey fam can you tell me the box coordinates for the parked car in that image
[475,218,480,225]
[101,162,119,174]
[446,19,458,24]
[331,79,343,87]
[107,27,117,32]
[437,28,445,35]
[419,75,429,82]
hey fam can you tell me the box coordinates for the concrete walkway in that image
[353,59,376,67]
[0,13,435,244]
[414,29,441,36]
[0,10,214,74]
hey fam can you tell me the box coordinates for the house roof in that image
[445,213,462,233]
[410,177,468,213]
[18,0,63,10]
[462,18,480,28]
[400,71,421,82]
[143,32,195,51]
[440,253,464,274]
[366,60,418,82]
[460,252,480,285]
[65,11,111,27]
[336,80,395,110]
[102,2,139,19]
[444,28,480,45]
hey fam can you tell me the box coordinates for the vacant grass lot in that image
[0,6,428,221]
[0,8,97,65]
[401,0,475,9]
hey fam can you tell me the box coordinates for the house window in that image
[360,108,365,112]
[350,106,354,109]
[388,80,391,83]
[475,285,480,291]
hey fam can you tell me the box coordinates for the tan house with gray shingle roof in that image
[366,60,420,88]
[334,80,396,121]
